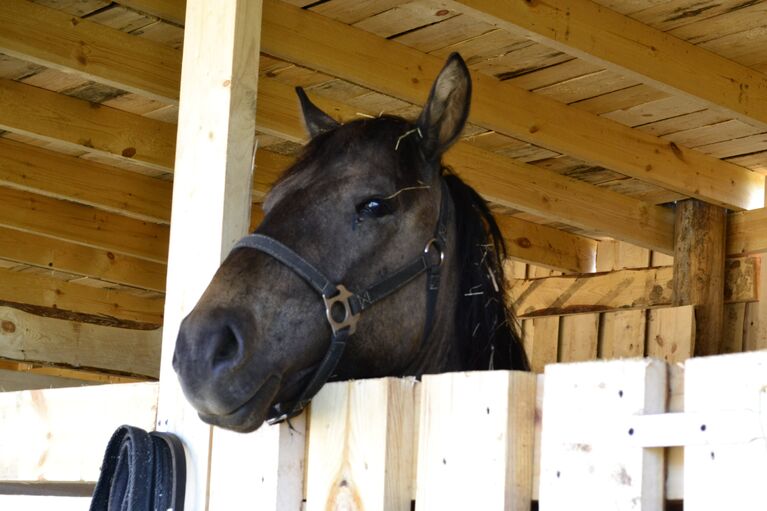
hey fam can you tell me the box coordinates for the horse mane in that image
[442,171,529,371]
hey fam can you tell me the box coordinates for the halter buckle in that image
[323,284,359,335]
[423,238,445,268]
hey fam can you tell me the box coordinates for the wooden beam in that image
[0,0,180,103]
[0,267,164,325]
[448,0,767,130]
[728,207,767,256]
[0,186,168,263]
[0,78,176,172]
[0,227,166,292]
[0,306,161,377]
[114,0,187,25]
[0,359,148,384]
[672,200,727,356]
[510,257,758,318]
[0,382,158,482]
[0,138,172,223]
[257,77,676,253]
[260,0,764,211]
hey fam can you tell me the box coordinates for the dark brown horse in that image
[173,54,528,433]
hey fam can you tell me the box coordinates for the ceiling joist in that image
[448,0,767,130]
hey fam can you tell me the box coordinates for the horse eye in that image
[356,198,392,219]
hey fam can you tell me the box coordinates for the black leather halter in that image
[231,180,450,424]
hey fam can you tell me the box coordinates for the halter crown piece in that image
[231,180,450,424]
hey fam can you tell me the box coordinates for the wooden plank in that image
[0,138,172,223]
[0,359,146,384]
[0,226,166,292]
[510,257,759,318]
[448,0,767,130]
[0,306,161,377]
[538,358,666,510]
[0,186,168,263]
[0,267,164,325]
[0,0,180,103]
[684,351,767,510]
[728,207,767,256]
[305,379,415,511]
[257,77,675,253]
[528,316,559,373]
[722,303,746,354]
[261,0,765,211]
[0,382,158,481]
[646,305,695,364]
[114,0,186,25]
[416,371,536,511]
[599,309,645,359]
[498,215,596,273]
[596,240,650,271]
[673,200,727,356]
[559,313,599,362]
[154,2,272,510]
[0,78,176,172]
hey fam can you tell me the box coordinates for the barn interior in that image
[0,0,765,394]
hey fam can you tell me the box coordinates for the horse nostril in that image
[211,326,243,370]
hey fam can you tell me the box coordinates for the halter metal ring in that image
[323,284,359,335]
[423,238,444,268]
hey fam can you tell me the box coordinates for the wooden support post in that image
[672,200,727,356]
[416,371,536,510]
[154,2,304,510]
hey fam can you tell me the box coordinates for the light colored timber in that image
[0,0,180,103]
[258,77,676,253]
[260,0,764,211]
[728,207,767,256]
[0,226,166,292]
[599,309,646,359]
[0,186,168,263]
[0,138,172,223]
[0,78,176,172]
[0,359,147,384]
[448,0,767,130]
[0,382,158,482]
[114,0,187,25]
[510,257,758,318]
[155,2,290,511]
[0,267,164,325]
[558,313,599,363]
[0,306,161,377]
[646,305,695,365]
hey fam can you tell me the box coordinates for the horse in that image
[173,53,528,433]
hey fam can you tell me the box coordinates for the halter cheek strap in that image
[230,180,450,425]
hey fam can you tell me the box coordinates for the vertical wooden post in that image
[155,1,303,509]
[672,199,726,356]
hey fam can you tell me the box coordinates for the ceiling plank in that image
[0,267,163,325]
[448,0,767,130]
[0,186,168,263]
[728,207,767,257]
[0,138,172,223]
[0,0,180,103]
[260,0,764,210]
[114,0,187,25]
[0,226,166,292]
[0,78,176,172]
[0,306,160,377]
[258,78,676,253]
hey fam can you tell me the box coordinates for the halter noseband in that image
[230,180,450,425]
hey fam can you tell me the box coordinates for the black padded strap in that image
[349,256,430,314]
[232,234,337,298]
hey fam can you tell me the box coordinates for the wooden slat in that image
[260,0,765,211]
[599,309,645,359]
[449,0,767,130]
[0,358,146,384]
[646,305,695,365]
[0,226,166,292]
[558,313,599,362]
[416,371,536,510]
[0,138,172,223]
[0,267,164,325]
[522,316,559,374]
[728,207,767,256]
[0,187,168,263]
[0,306,161,377]
[115,0,187,25]
[510,257,758,318]
[0,0,181,103]
[0,78,176,172]
[0,382,158,482]
[305,379,415,511]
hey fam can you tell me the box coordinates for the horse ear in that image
[416,53,472,161]
[296,87,340,138]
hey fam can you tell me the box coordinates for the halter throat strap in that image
[230,180,450,424]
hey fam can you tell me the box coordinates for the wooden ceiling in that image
[1,0,767,341]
